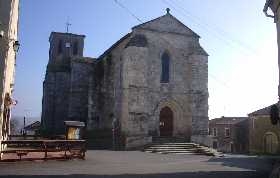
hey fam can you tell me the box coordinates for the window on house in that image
[73,41,78,55]
[225,128,230,137]
[213,128,217,137]
[161,52,170,83]
[65,42,71,48]
[213,141,218,149]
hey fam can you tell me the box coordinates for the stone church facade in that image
[41,11,209,148]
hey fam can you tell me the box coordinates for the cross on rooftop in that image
[66,21,71,33]
[166,8,170,14]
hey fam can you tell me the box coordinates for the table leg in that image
[44,143,47,160]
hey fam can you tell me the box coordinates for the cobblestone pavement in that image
[0,151,275,178]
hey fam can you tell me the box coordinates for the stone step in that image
[145,148,197,152]
[146,145,196,148]
[147,143,197,146]
[152,137,189,143]
[144,151,198,155]
[142,137,217,156]
[147,147,195,150]
[152,140,190,143]
[144,150,212,155]
[143,139,217,156]
[145,149,196,153]
[147,145,195,147]
[150,142,197,145]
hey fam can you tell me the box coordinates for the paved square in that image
[0,151,274,178]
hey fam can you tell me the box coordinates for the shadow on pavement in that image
[208,156,274,173]
[0,171,270,178]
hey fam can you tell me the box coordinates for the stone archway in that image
[159,106,173,136]
[153,98,191,139]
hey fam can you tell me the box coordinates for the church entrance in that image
[159,106,173,136]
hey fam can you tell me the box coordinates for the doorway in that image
[159,106,173,136]
[264,132,279,154]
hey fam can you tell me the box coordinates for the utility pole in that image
[23,116,26,135]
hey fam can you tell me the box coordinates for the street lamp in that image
[1,39,21,53]
[0,30,4,38]
[0,21,20,52]
[0,22,4,38]
[12,40,20,52]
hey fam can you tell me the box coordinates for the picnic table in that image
[0,139,86,161]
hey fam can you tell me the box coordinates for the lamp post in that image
[0,21,20,94]
[0,30,4,38]
[12,40,20,52]
[0,22,20,53]
[0,22,4,38]
[1,38,20,53]
[23,109,31,136]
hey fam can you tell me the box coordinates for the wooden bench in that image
[0,139,86,161]
[8,135,42,140]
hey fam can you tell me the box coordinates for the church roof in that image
[248,103,279,117]
[72,57,96,63]
[99,33,131,59]
[24,121,41,131]
[99,10,204,59]
[49,32,85,41]
[210,117,248,125]
[132,11,200,38]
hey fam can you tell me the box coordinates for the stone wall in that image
[68,58,94,123]
[0,0,19,141]
[87,36,131,131]
[191,135,212,147]
[189,54,209,136]
[41,71,71,134]
[249,116,280,154]
[42,57,95,134]
[101,20,209,148]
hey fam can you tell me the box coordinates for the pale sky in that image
[12,0,278,121]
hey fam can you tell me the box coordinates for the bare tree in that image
[10,118,20,135]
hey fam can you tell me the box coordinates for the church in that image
[41,10,209,149]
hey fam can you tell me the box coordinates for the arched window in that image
[58,40,63,54]
[161,52,170,83]
[73,41,78,55]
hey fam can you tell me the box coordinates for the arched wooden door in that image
[264,132,279,154]
[159,106,173,136]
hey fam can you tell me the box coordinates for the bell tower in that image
[42,32,86,134]
[48,32,85,66]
